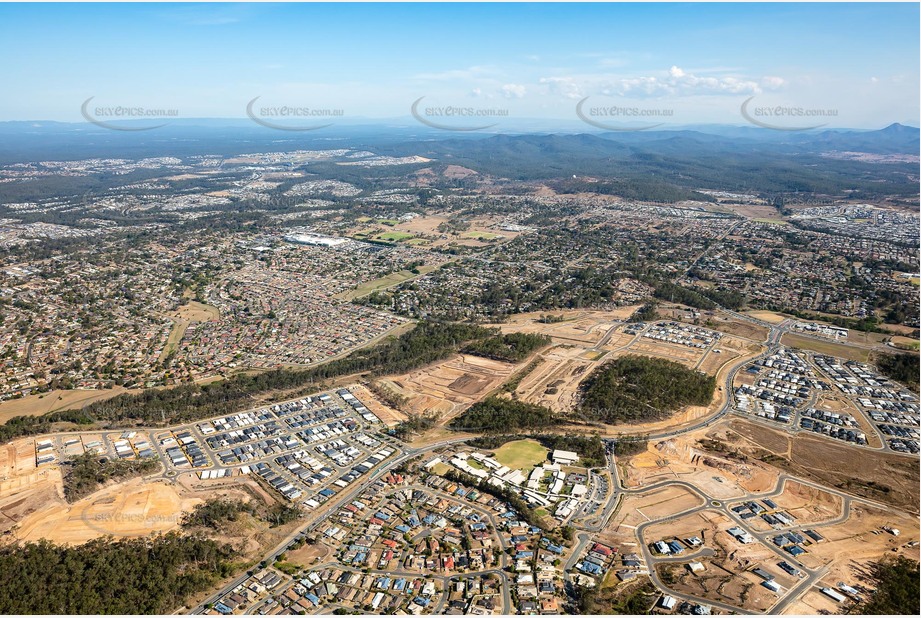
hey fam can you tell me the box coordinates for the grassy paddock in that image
[492,439,549,472]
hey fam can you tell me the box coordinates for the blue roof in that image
[578,561,603,574]
[395,524,411,533]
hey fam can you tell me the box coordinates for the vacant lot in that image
[771,480,843,524]
[334,264,440,301]
[0,387,133,422]
[743,310,787,324]
[708,313,770,341]
[610,486,705,531]
[15,479,199,545]
[174,300,220,322]
[780,333,871,362]
[377,354,517,420]
[376,231,415,242]
[723,419,920,512]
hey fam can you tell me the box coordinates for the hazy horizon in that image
[0,2,918,130]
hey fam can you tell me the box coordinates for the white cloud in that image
[541,67,766,99]
[761,76,785,90]
[501,83,526,99]
[539,77,584,100]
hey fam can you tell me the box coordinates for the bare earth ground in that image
[345,214,521,249]
[719,418,920,512]
[741,480,843,532]
[609,418,920,615]
[622,436,778,499]
[13,478,199,544]
[476,310,766,438]
[0,387,134,422]
[1,432,301,550]
[780,333,872,362]
[348,384,407,427]
[376,353,516,421]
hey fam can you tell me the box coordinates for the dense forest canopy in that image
[875,353,920,392]
[0,534,236,614]
[577,354,715,424]
[461,332,551,362]
[450,397,558,433]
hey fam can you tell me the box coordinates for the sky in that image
[0,2,918,129]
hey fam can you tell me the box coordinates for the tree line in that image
[461,332,551,362]
[0,320,495,443]
[62,452,160,502]
[0,533,236,614]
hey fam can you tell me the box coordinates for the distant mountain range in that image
[0,120,916,200]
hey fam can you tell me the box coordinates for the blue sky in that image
[0,2,918,128]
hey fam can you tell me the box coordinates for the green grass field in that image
[466,458,486,470]
[492,439,549,472]
[430,462,451,476]
[376,231,415,242]
[335,263,442,301]
[461,231,503,240]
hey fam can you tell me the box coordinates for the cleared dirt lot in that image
[608,486,705,532]
[346,214,521,249]
[781,505,920,615]
[14,479,198,544]
[1,434,291,548]
[771,480,843,524]
[622,436,777,499]
[377,353,516,420]
[780,333,871,362]
[708,313,770,341]
[721,418,920,512]
[347,384,407,427]
[642,508,732,548]
[514,345,595,412]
